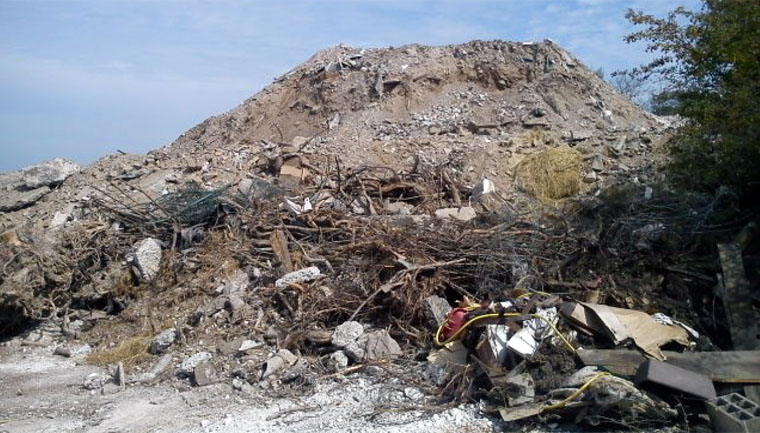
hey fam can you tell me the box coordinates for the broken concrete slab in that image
[434,206,476,222]
[361,330,402,361]
[0,186,50,212]
[426,341,468,386]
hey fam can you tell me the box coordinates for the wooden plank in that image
[577,349,760,383]
[717,243,760,403]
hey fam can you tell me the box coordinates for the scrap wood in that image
[347,258,465,321]
[270,230,293,272]
[560,302,690,360]
[577,349,760,383]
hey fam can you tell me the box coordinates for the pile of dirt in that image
[0,39,748,433]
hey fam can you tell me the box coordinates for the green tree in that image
[623,0,760,203]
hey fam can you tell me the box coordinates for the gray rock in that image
[179,352,211,375]
[53,346,72,357]
[583,171,598,183]
[19,158,80,190]
[591,154,605,172]
[327,351,349,371]
[132,238,162,282]
[331,321,364,348]
[361,330,402,361]
[150,329,177,354]
[133,354,173,383]
[49,204,77,230]
[100,382,122,395]
[422,296,451,328]
[193,361,216,386]
[261,349,297,379]
[385,201,413,215]
[434,207,476,222]
[225,294,246,316]
[342,342,366,362]
[83,372,110,390]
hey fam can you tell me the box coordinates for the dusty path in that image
[0,336,498,433]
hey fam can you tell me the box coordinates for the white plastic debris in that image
[275,266,322,289]
[652,313,700,339]
[302,197,313,213]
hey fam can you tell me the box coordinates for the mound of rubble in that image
[2,40,758,433]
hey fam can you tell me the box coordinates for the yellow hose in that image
[541,372,611,412]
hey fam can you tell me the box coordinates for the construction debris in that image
[0,39,753,432]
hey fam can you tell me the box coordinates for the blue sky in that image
[0,0,699,172]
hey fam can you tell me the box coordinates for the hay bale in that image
[514,147,583,201]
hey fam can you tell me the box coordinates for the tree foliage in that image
[623,0,760,202]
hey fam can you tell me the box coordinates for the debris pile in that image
[1,39,758,432]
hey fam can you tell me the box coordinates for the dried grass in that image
[85,336,151,367]
[514,146,583,201]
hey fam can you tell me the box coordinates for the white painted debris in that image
[275,266,321,289]
[506,327,538,359]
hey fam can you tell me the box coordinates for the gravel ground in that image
[0,339,500,433]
